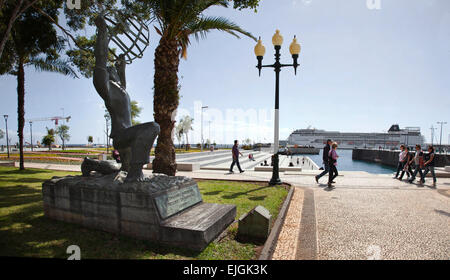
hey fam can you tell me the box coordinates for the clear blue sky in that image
[1,0,449,146]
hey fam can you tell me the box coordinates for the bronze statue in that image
[90,15,159,182]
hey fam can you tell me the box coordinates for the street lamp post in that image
[254,30,301,186]
[201,106,208,152]
[29,121,33,151]
[3,115,9,158]
[437,121,447,154]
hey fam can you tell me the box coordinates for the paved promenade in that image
[8,161,450,260]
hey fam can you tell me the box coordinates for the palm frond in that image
[187,16,256,42]
[28,57,79,78]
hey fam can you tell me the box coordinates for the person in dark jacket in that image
[422,145,436,186]
[229,140,244,173]
[408,144,424,184]
[328,142,339,188]
[398,147,413,180]
[315,139,332,183]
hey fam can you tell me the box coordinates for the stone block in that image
[176,162,200,171]
[43,194,55,207]
[237,205,271,243]
[160,203,236,251]
[54,184,70,198]
[54,197,71,210]
[42,173,236,251]
[82,215,118,233]
[120,220,159,240]
[121,206,158,224]
[120,192,153,209]
[445,166,450,172]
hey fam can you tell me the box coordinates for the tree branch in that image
[32,4,90,52]
[15,0,40,21]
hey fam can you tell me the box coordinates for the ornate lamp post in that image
[254,30,301,185]
[3,115,9,158]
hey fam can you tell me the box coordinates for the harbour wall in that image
[352,149,450,167]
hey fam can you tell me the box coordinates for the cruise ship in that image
[287,125,425,149]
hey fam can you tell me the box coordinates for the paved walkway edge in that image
[259,186,295,260]
[295,188,318,260]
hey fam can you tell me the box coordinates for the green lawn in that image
[0,166,288,260]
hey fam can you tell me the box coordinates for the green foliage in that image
[56,124,70,149]
[231,0,261,11]
[87,135,94,144]
[65,35,96,78]
[122,0,256,59]
[0,129,4,139]
[130,100,142,125]
[0,0,69,75]
[41,128,56,150]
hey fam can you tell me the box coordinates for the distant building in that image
[287,124,424,149]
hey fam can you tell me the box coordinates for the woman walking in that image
[393,144,407,179]
[398,146,413,181]
[328,142,339,188]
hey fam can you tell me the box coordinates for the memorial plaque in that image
[154,184,202,219]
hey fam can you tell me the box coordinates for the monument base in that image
[42,172,236,251]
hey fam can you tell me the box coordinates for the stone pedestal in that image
[237,206,271,244]
[42,172,236,251]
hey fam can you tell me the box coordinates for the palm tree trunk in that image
[152,37,180,176]
[17,57,25,170]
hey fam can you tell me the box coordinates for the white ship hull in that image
[287,125,425,150]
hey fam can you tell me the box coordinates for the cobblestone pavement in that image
[272,188,304,260]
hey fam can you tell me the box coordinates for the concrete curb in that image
[295,188,318,260]
[258,186,295,260]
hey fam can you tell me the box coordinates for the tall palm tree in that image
[142,0,256,175]
[1,4,77,170]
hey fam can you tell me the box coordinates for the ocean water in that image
[299,149,396,174]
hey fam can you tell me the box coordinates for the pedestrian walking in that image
[328,142,339,188]
[398,146,413,180]
[408,144,424,184]
[229,140,244,173]
[393,144,407,179]
[315,139,332,183]
[422,145,437,186]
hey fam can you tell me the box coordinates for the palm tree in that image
[175,122,184,149]
[42,128,56,151]
[140,0,256,175]
[179,116,194,151]
[1,2,77,170]
[56,124,70,150]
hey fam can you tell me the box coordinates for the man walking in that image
[422,145,437,187]
[229,140,244,173]
[315,139,332,183]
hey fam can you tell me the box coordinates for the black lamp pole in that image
[29,121,33,152]
[3,115,9,158]
[256,34,300,186]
